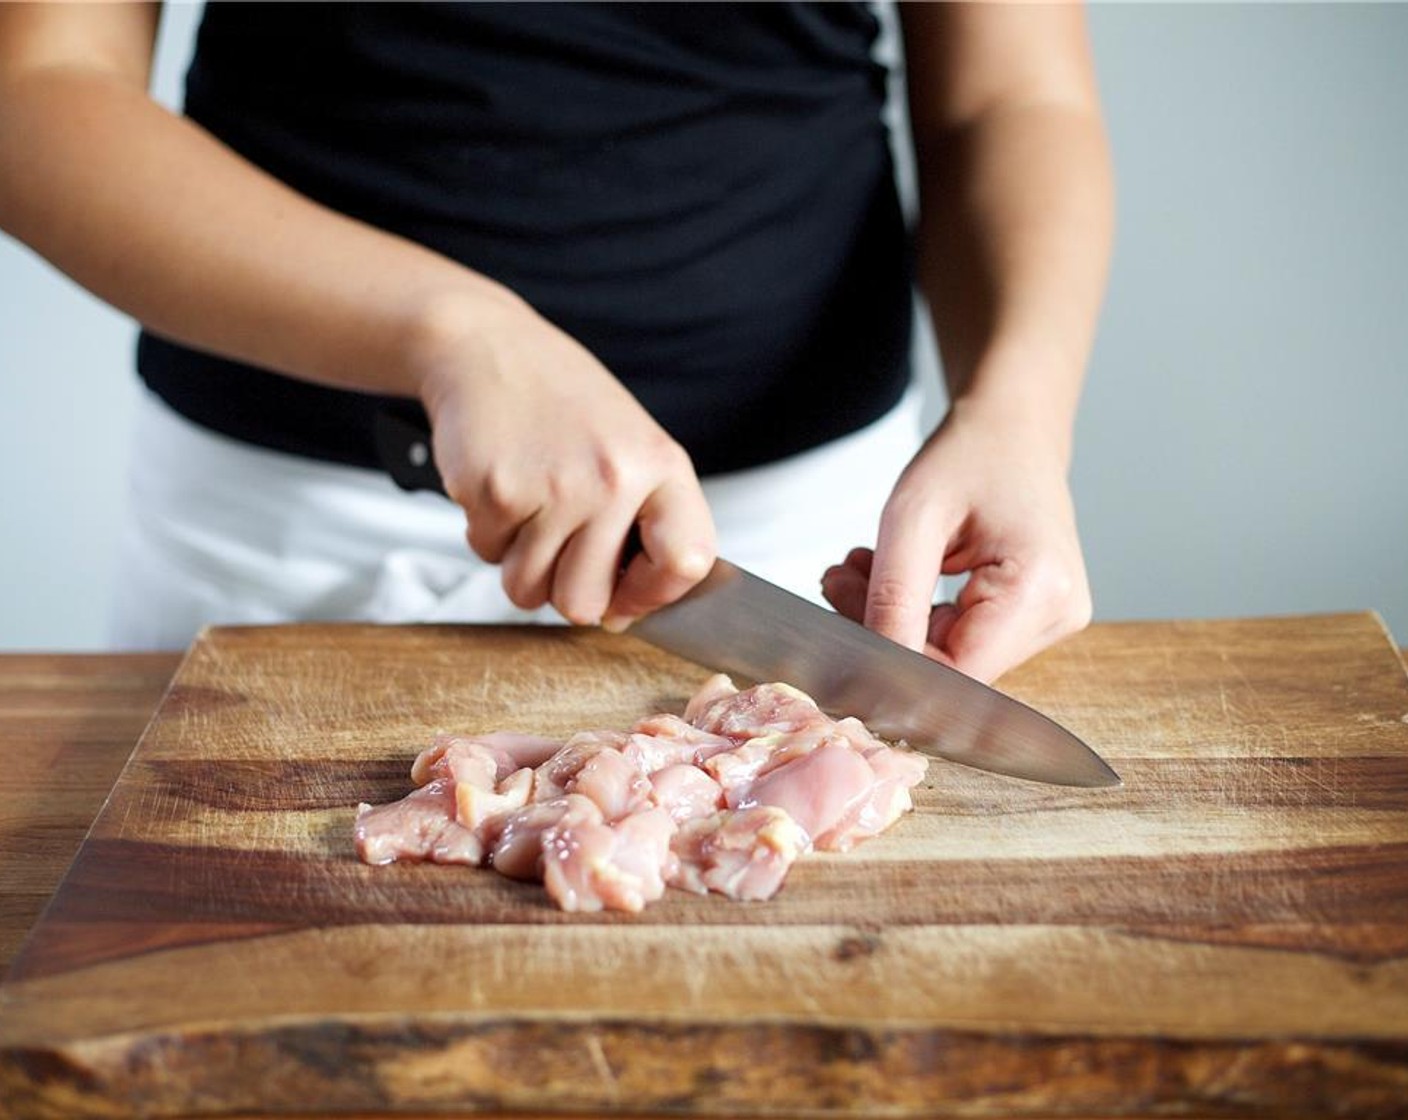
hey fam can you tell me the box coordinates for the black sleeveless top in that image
[138,2,912,478]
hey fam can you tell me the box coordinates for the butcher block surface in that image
[2,615,1407,1118]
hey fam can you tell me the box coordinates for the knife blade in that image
[374,405,1120,787]
[630,559,1120,788]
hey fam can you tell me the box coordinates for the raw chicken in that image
[529,730,628,801]
[354,779,484,866]
[411,731,562,786]
[669,807,809,901]
[489,794,603,881]
[355,674,928,912]
[543,807,676,913]
[648,763,725,824]
[563,746,653,822]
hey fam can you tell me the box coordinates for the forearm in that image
[0,66,519,399]
[913,102,1113,462]
[0,5,716,628]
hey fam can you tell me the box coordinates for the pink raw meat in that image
[411,731,563,786]
[489,794,603,881]
[456,765,534,831]
[543,806,676,913]
[530,730,630,801]
[354,779,484,867]
[622,714,735,770]
[669,807,809,901]
[649,763,725,824]
[739,740,876,842]
[355,674,928,912]
[687,677,824,739]
[567,747,653,822]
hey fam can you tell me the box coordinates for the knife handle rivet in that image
[408,441,430,468]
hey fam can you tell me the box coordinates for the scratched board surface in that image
[2,616,1407,1118]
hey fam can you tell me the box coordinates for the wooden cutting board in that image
[2,615,1407,1118]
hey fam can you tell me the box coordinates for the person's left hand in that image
[820,396,1091,684]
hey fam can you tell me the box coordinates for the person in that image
[0,2,1112,683]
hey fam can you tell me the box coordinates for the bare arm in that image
[901,1,1112,443]
[0,2,510,394]
[823,3,1114,681]
[0,3,714,625]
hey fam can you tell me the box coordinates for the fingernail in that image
[601,613,633,634]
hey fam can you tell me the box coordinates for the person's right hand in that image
[411,294,716,629]
[0,3,715,631]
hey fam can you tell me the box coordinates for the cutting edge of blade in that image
[632,558,1124,789]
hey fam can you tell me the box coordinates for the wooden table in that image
[0,652,608,1120]
[3,619,1406,1118]
[0,652,180,971]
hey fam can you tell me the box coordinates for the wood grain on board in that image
[0,653,180,969]
[1,615,1406,1118]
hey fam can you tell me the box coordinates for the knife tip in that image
[1085,761,1123,788]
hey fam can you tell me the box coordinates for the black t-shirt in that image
[138,1,912,478]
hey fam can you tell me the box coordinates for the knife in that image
[375,406,1121,788]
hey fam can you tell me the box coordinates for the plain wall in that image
[2,3,1405,650]
[1079,3,1407,638]
[2,2,203,648]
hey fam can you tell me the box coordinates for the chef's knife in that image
[375,406,1121,788]
[631,559,1119,788]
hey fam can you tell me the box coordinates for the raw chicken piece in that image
[681,674,740,725]
[624,714,735,770]
[567,747,652,822]
[355,673,928,912]
[841,742,929,836]
[411,731,562,786]
[354,779,484,866]
[834,716,891,755]
[686,676,822,740]
[739,739,877,845]
[810,737,930,850]
[649,763,725,824]
[687,679,930,850]
[410,736,540,832]
[530,730,630,801]
[861,740,931,785]
[703,726,833,804]
[489,794,604,881]
[702,736,785,802]
[812,775,916,852]
[739,739,922,852]
[669,807,808,901]
[543,807,675,913]
[456,765,534,831]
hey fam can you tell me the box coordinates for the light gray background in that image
[2,3,1405,650]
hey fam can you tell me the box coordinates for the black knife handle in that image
[374,407,448,497]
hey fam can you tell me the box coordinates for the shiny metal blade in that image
[630,559,1120,788]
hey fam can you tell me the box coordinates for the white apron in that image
[109,389,924,650]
